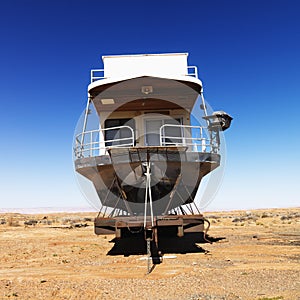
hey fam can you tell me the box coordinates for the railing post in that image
[90,131,92,157]
[75,138,78,158]
[90,69,105,83]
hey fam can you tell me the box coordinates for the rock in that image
[206,215,220,219]
[24,220,38,226]
[261,212,273,218]
[247,215,258,221]
[60,217,86,225]
[84,217,93,222]
[40,219,52,225]
[232,218,241,223]
[74,223,88,228]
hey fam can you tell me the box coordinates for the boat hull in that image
[75,147,220,216]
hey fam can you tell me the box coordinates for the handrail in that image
[187,66,198,78]
[159,124,212,152]
[75,123,216,158]
[74,125,134,158]
[90,69,105,82]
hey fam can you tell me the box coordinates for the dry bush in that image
[7,216,20,227]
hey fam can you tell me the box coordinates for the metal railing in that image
[160,124,211,152]
[74,123,214,159]
[187,66,198,78]
[74,125,135,158]
[90,69,105,82]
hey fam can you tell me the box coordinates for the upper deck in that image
[90,53,199,83]
[87,53,203,114]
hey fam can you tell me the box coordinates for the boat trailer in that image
[94,213,210,273]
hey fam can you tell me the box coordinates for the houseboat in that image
[73,53,232,262]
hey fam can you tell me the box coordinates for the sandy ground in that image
[0,208,299,300]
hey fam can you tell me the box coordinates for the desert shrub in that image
[7,217,20,227]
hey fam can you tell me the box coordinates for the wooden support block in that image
[177,225,184,237]
[115,227,121,238]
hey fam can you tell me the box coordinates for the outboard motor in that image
[204,111,233,131]
[203,111,233,152]
[212,111,233,131]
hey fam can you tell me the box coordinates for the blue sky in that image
[0,0,299,210]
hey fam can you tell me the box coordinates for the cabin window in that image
[104,118,135,147]
[145,118,182,146]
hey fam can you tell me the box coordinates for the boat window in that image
[163,119,183,145]
[145,118,182,146]
[104,118,135,147]
[145,119,162,146]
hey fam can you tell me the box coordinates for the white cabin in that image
[75,53,214,158]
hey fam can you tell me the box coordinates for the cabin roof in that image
[88,53,203,113]
[89,76,201,113]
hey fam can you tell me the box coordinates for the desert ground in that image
[0,208,299,300]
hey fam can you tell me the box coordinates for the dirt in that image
[0,208,299,300]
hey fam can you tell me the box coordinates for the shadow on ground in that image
[107,232,225,256]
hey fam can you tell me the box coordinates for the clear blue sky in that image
[0,0,299,210]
